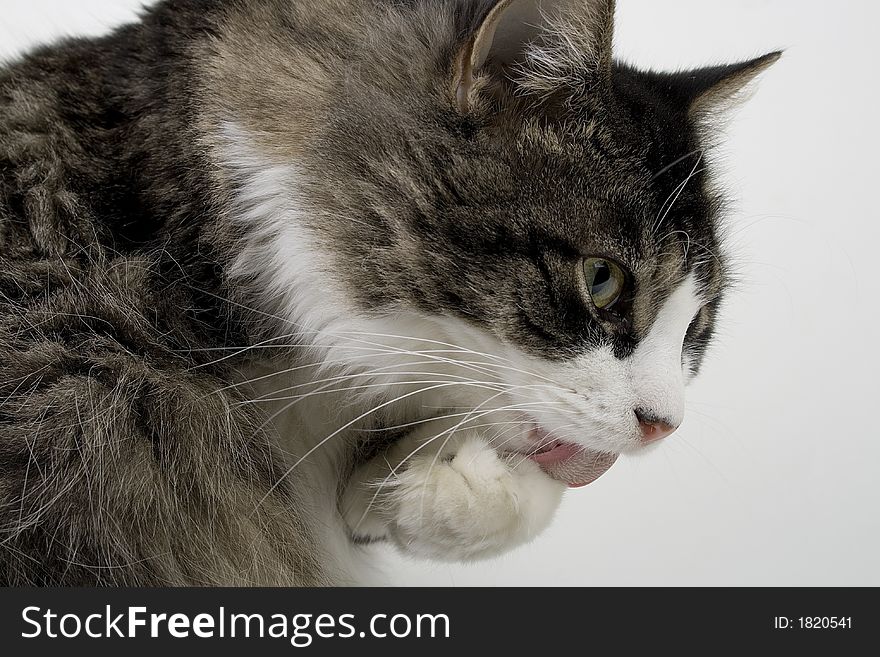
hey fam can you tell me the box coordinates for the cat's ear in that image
[681,52,782,117]
[452,0,615,113]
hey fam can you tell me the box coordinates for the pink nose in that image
[635,410,679,444]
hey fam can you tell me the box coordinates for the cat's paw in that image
[342,425,565,561]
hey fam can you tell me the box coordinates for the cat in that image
[0,0,777,585]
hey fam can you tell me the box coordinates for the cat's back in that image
[0,2,332,586]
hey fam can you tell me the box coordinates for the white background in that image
[2,1,878,586]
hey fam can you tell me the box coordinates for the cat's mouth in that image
[520,427,618,489]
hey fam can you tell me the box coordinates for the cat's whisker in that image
[324,331,568,388]
[241,378,511,406]
[183,331,304,368]
[209,346,516,400]
[460,422,532,469]
[233,358,509,402]
[652,162,705,235]
[670,433,739,492]
[240,345,572,404]
[357,400,565,434]
[335,329,521,366]
[652,155,706,235]
[200,338,564,393]
[187,285,567,390]
[490,423,544,455]
[295,332,565,389]
[248,365,563,417]
[225,344,564,410]
[658,229,725,271]
[253,381,562,515]
[242,359,569,404]
[249,356,548,421]
[650,148,704,181]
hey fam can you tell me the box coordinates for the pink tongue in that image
[530,441,618,488]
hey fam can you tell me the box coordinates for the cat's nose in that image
[634,408,679,443]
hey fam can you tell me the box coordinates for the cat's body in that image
[0,0,776,585]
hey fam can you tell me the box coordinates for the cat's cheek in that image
[498,275,703,455]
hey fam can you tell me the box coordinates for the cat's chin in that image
[514,428,618,489]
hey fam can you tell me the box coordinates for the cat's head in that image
[224,0,778,485]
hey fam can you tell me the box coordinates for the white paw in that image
[342,422,565,561]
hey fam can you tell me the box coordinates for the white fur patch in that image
[219,121,356,338]
[629,274,703,426]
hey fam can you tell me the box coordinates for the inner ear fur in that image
[452,0,610,113]
[453,0,514,113]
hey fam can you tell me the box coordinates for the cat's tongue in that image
[528,432,617,488]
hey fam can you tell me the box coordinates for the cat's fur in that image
[0,0,777,585]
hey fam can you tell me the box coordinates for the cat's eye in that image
[583,258,627,310]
